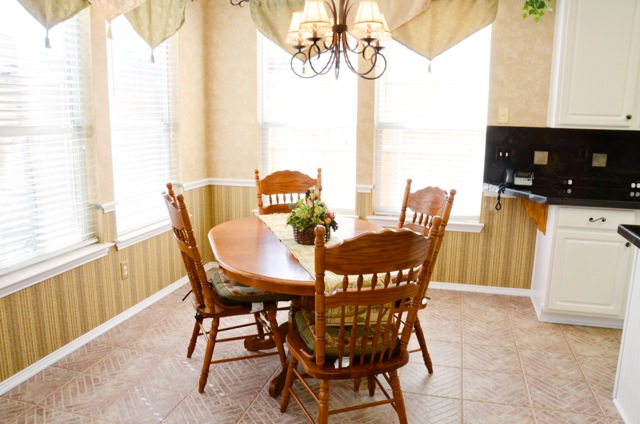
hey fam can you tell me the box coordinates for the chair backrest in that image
[255,168,322,215]
[311,221,441,369]
[162,183,218,313]
[398,179,456,280]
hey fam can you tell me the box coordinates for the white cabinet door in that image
[547,228,634,318]
[548,0,640,129]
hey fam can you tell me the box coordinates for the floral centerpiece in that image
[286,186,338,245]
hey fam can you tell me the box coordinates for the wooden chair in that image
[255,168,322,215]
[280,222,440,424]
[397,178,456,374]
[162,183,291,393]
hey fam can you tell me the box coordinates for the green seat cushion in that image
[210,269,293,305]
[294,309,398,358]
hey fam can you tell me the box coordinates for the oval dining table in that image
[208,215,382,396]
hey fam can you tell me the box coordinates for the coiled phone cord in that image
[495,184,507,211]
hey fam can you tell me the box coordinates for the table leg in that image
[268,325,291,397]
[268,297,308,398]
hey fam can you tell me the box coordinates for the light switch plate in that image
[592,153,607,167]
[534,151,548,165]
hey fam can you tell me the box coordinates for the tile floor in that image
[0,287,625,423]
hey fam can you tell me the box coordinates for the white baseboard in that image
[0,262,215,396]
[429,281,532,297]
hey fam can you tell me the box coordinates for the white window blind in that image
[108,17,179,237]
[0,4,96,275]
[260,36,357,212]
[375,27,491,220]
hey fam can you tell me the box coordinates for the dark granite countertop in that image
[484,183,640,210]
[618,225,640,249]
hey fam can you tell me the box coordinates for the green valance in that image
[249,0,497,62]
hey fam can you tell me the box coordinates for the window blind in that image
[108,17,179,237]
[0,4,96,275]
[375,27,492,219]
[260,37,357,212]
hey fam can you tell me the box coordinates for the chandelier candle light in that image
[286,0,391,80]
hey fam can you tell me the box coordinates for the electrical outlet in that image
[120,261,129,280]
[496,147,512,161]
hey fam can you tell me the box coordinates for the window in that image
[260,36,357,213]
[375,27,491,220]
[108,17,179,237]
[0,4,96,275]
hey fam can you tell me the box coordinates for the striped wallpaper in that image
[0,184,536,381]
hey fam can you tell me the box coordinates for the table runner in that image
[258,213,342,291]
[258,214,389,325]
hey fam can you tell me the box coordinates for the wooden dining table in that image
[208,214,382,396]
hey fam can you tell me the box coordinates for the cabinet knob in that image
[626,242,632,248]
[626,114,632,120]
[588,217,606,223]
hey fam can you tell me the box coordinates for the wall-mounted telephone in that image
[503,168,514,186]
[496,169,534,211]
[503,168,534,187]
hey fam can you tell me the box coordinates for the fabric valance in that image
[15,0,185,52]
[15,0,499,61]
[250,0,498,62]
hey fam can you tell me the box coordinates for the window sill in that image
[0,243,114,299]
[115,221,173,250]
[365,215,484,233]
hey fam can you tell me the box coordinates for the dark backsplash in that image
[484,126,640,190]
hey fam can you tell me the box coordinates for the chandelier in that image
[286,0,391,80]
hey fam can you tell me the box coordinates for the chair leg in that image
[413,316,433,373]
[280,356,298,412]
[187,319,200,358]
[367,376,376,396]
[198,317,219,393]
[317,379,330,424]
[388,370,408,424]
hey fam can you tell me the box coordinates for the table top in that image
[208,215,382,297]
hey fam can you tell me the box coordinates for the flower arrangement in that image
[286,186,338,244]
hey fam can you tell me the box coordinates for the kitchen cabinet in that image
[531,206,639,327]
[547,0,640,129]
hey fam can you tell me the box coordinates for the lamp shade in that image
[299,0,331,39]
[286,11,310,47]
[352,0,384,40]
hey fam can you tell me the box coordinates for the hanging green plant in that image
[522,0,553,22]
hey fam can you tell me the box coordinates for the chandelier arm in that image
[343,38,387,80]
[308,45,336,76]
[340,36,360,75]
[290,50,318,79]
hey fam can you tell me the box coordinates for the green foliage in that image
[523,0,553,23]
[286,186,338,233]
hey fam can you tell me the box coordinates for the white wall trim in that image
[0,262,215,396]
[366,215,484,233]
[100,202,117,213]
[429,281,531,297]
[356,184,373,194]
[0,243,114,299]
[208,178,255,188]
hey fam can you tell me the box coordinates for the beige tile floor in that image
[0,287,625,423]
